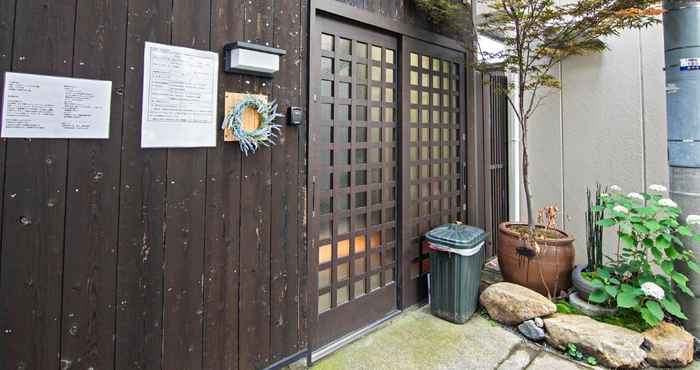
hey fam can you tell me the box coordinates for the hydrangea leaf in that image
[604,285,618,298]
[656,236,671,250]
[661,260,674,275]
[616,290,640,308]
[660,297,687,320]
[687,260,700,274]
[588,289,609,304]
[641,307,661,327]
[645,300,665,321]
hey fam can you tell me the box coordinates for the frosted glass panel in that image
[319,269,331,289]
[338,239,350,258]
[319,244,332,264]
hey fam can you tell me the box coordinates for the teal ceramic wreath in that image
[222,95,283,156]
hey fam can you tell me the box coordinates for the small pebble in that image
[534,317,544,328]
[518,320,546,341]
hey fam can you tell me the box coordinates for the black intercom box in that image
[287,107,304,126]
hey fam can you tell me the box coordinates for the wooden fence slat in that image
[238,0,274,368]
[59,0,128,369]
[269,0,303,361]
[203,1,246,369]
[162,1,211,369]
[0,1,75,369]
[115,1,171,369]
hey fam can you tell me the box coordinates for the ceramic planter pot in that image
[571,264,596,301]
[497,222,575,297]
[568,291,618,317]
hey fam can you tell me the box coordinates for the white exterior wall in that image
[518,25,668,264]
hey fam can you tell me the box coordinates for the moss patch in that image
[556,300,650,333]
[310,306,522,370]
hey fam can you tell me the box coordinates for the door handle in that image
[311,175,316,218]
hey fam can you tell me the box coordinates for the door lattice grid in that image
[400,38,466,307]
[315,31,398,314]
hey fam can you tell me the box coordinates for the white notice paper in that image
[141,42,219,148]
[1,72,112,139]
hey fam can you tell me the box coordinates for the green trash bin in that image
[426,224,486,324]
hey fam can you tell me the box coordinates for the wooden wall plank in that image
[270,0,303,362]
[115,1,171,369]
[59,0,128,369]
[238,0,274,368]
[0,1,75,369]
[203,1,246,369]
[161,1,211,369]
[0,0,15,290]
[297,0,310,352]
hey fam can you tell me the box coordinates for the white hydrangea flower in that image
[687,215,700,225]
[600,193,609,199]
[659,198,679,208]
[610,185,622,192]
[627,192,644,201]
[613,205,629,214]
[641,282,665,300]
[649,184,668,193]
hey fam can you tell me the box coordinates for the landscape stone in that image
[544,314,646,368]
[643,321,694,368]
[533,317,544,328]
[518,320,546,341]
[480,282,557,325]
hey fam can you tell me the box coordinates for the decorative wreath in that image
[222,95,283,156]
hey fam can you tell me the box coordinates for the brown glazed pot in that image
[497,222,575,297]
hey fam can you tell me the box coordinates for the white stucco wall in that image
[518,25,668,264]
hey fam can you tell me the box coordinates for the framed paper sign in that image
[1,72,112,139]
[141,42,219,148]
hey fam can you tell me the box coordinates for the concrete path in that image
[291,306,699,370]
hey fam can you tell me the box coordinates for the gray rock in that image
[479,282,557,325]
[544,313,646,369]
[518,320,546,341]
[643,321,694,368]
[534,317,544,328]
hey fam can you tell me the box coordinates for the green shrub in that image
[588,185,700,327]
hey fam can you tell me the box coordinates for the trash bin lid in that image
[425,224,486,249]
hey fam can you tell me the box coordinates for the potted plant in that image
[567,184,621,316]
[472,0,662,297]
[585,185,700,327]
[571,184,607,301]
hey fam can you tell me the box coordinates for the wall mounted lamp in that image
[223,42,287,78]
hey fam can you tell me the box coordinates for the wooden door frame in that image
[398,36,469,309]
[476,69,509,257]
[305,0,479,361]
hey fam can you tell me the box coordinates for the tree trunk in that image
[518,81,535,232]
[521,119,535,231]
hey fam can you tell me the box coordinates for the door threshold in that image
[311,309,402,364]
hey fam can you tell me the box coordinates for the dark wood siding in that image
[0,0,464,369]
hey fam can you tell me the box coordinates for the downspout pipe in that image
[508,72,521,222]
[664,0,700,337]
